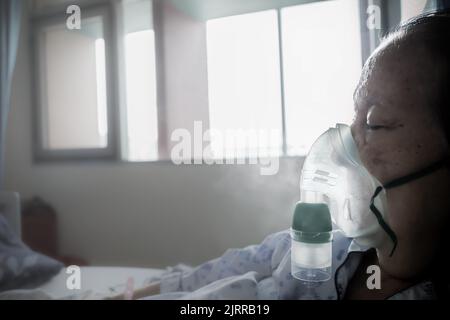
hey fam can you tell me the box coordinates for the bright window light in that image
[400,0,428,22]
[206,10,283,158]
[95,38,108,147]
[42,16,108,150]
[124,29,158,161]
[282,0,362,155]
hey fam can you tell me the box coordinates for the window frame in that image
[204,0,379,158]
[32,3,120,162]
[29,0,403,163]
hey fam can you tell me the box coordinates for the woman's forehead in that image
[354,42,436,114]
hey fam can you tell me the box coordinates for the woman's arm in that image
[108,281,160,300]
[107,231,290,299]
[157,231,290,295]
[108,230,290,299]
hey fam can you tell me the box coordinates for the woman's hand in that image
[106,281,161,300]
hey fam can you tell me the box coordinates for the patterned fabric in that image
[145,230,435,300]
[0,214,64,292]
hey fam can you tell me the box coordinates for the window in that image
[206,0,363,157]
[33,0,158,162]
[122,0,159,161]
[400,0,429,22]
[34,6,116,160]
[42,24,107,150]
[206,10,283,158]
[33,0,401,163]
[282,0,362,155]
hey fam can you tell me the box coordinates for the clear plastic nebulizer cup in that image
[290,202,333,282]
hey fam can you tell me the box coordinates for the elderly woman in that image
[117,11,450,300]
[346,10,450,299]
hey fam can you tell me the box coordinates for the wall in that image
[4,2,302,268]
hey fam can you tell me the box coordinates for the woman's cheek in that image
[362,134,421,184]
[358,138,394,183]
[351,119,392,181]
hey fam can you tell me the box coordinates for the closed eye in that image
[365,123,386,131]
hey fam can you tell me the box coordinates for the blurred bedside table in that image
[21,197,88,266]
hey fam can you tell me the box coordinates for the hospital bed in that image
[0,192,163,299]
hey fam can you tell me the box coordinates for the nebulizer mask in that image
[291,123,448,283]
[291,123,390,282]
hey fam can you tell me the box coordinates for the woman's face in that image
[351,39,447,185]
[350,36,450,277]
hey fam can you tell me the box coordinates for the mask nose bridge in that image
[333,123,362,167]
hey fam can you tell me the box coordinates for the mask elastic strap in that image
[383,158,448,190]
[370,157,448,257]
[369,186,398,257]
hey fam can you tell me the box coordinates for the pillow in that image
[0,214,63,292]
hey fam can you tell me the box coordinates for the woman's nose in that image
[350,115,358,139]
[350,116,364,149]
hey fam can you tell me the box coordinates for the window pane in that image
[282,0,362,155]
[41,16,108,150]
[400,0,428,22]
[206,10,283,158]
[123,0,158,161]
[124,30,158,161]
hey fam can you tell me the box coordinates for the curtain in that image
[0,0,23,188]
[425,0,450,11]
[437,0,450,10]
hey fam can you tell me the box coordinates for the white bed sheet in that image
[37,266,164,299]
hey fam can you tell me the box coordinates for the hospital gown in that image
[145,230,436,300]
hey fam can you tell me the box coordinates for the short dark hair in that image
[386,10,450,144]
